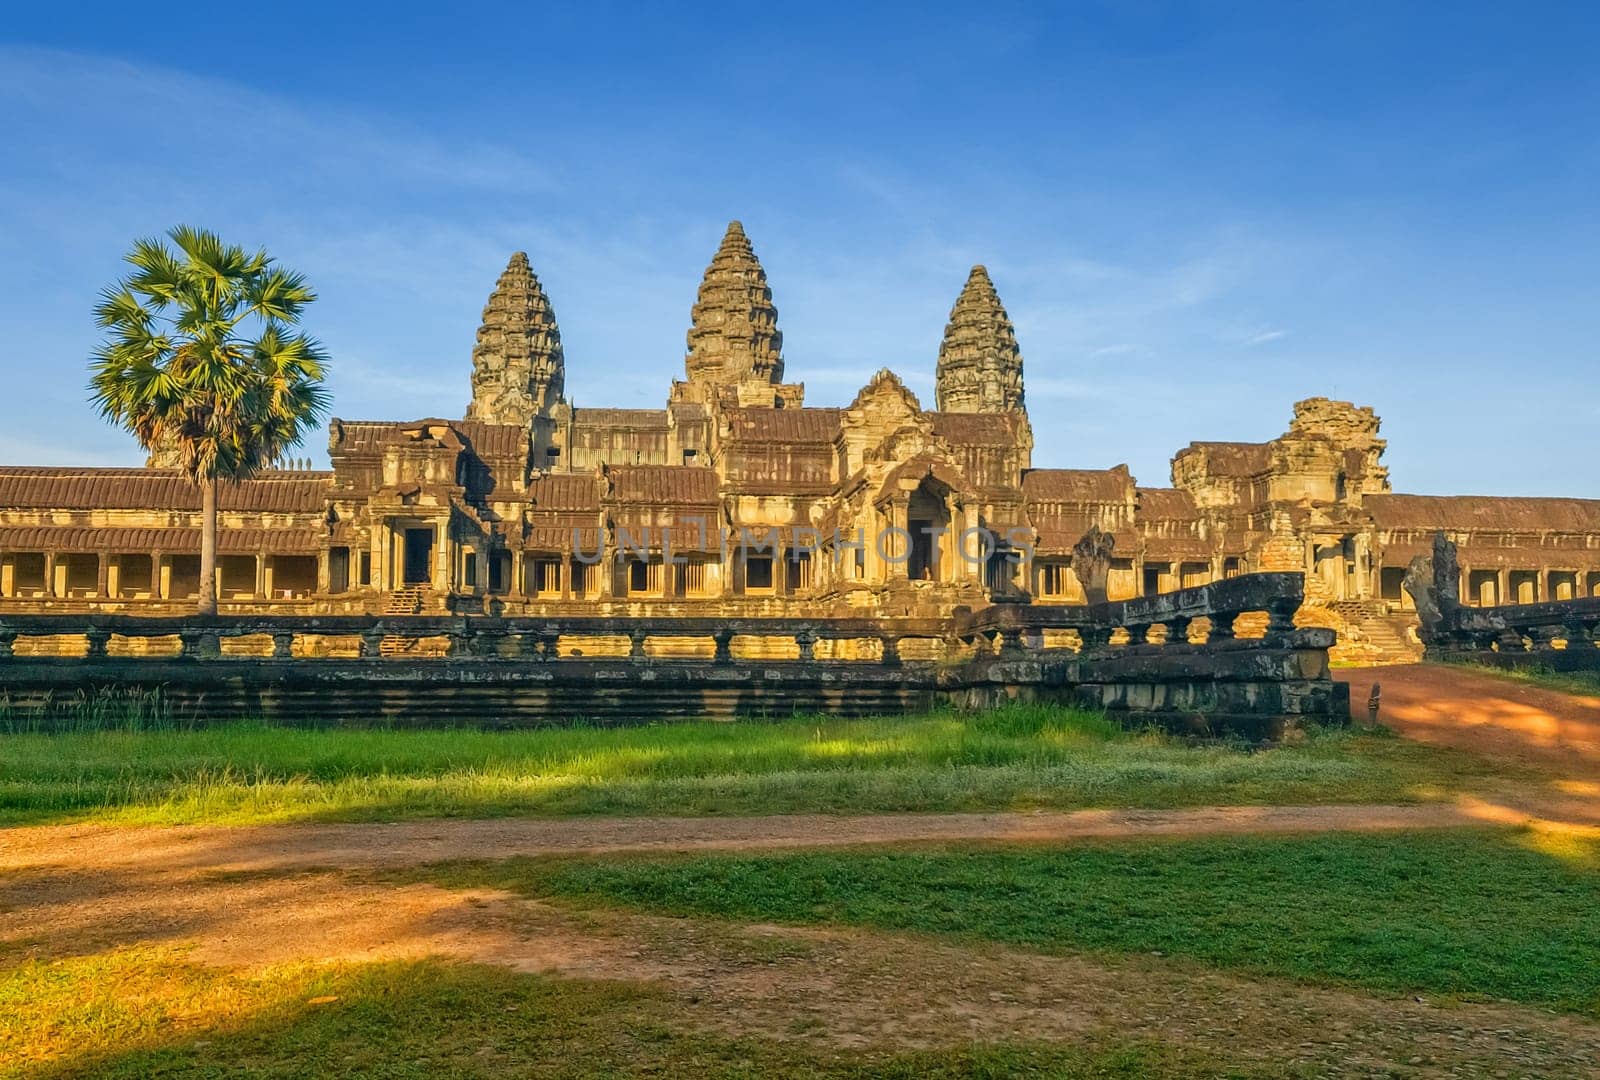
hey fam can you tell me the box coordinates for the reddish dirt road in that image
[0,803,1493,877]
[1338,664,1600,771]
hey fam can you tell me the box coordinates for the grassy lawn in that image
[1457,660,1600,697]
[0,947,1273,1079]
[0,705,1513,826]
[422,828,1600,1016]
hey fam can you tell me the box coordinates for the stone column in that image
[1497,568,1509,607]
[263,557,276,602]
[316,550,331,595]
[889,498,910,581]
[433,524,448,593]
[1,556,14,598]
[254,555,266,600]
[44,552,59,597]
[95,556,109,599]
[153,551,167,600]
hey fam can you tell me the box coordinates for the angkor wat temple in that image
[2,222,1596,660]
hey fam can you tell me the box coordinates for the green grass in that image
[1456,660,1600,697]
[0,948,1274,1079]
[0,705,1509,826]
[427,828,1600,1016]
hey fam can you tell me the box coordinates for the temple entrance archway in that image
[906,483,950,582]
[402,528,435,585]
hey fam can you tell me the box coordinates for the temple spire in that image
[684,221,784,392]
[467,252,565,427]
[934,265,1025,414]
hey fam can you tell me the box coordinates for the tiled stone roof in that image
[605,464,719,505]
[1021,468,1131,503]
[723,407,841,442]
[0,468,330,513]
[0,525,322,554]
[1367,494,1600,533]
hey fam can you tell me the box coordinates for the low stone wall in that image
[1423,595,1600,673]
[0,573,1344,737]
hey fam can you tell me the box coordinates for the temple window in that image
[1107,558,1137,602]
[1380,566,1407,601]
[786,550,811,592]
[463,552,479,589]
[745,555,774,592]
[530,558,561,597]
[1038,562,1071,598]
[328,548,350,594]
[272,556,317,598]
[118,553,154,598]
[678,557,714,598]
[1468,569,1498,606]
[569,558,595,598]
[13,552,46,596]
[1509,570,1539,605]
[358,551,372,587]
[169,556,202,599]
[219,556,255,599]
[1223,557,1243,579]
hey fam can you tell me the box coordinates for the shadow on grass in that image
[411,826,1600,1018]
[2,949,1250,1079]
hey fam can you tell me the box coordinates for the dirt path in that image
[6,853,1599,1077]
[1339,663,1600,772]
[0,802,1521,876]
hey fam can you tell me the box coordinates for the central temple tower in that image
[679,221,800,408]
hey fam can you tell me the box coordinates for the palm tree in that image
[89,226,330,615]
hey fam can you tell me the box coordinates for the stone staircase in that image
[380,586,429,656]
[1326,601,1422,665]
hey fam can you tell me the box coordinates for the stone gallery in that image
[1,222,1596,660]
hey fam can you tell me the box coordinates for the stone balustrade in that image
[0,574,1343,737]
[1426,595,1600,670]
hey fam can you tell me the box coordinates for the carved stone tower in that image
[684,222,784,400]
[934,265,1025,414]
[467,252,565,427]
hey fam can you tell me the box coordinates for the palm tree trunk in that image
[198,475,219,615]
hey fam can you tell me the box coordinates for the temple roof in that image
[1367,493,1600,533]
[570,408,670,429]
[1021,468,1132,503]
[1177,441,1273,477]
[1136,487,1201,522]
[604,464,719,505]
[0,467,330,513]
[929,411,1025,447]
[330,418,529,460]
[723,407,841,443]
[527,472,600,512]
[0,524,321,554]
[685,221,784,387]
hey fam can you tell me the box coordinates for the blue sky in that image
[1,3,1595,495]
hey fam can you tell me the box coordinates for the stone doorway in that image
[906,484,950,582]
[402,528,434,585]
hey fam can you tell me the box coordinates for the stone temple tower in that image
[684,222,785,403]
[934,265,1025,414]
[466,252,565,427]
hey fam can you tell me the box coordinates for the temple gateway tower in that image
[466,252,566,427]
[934,265,1025,414]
